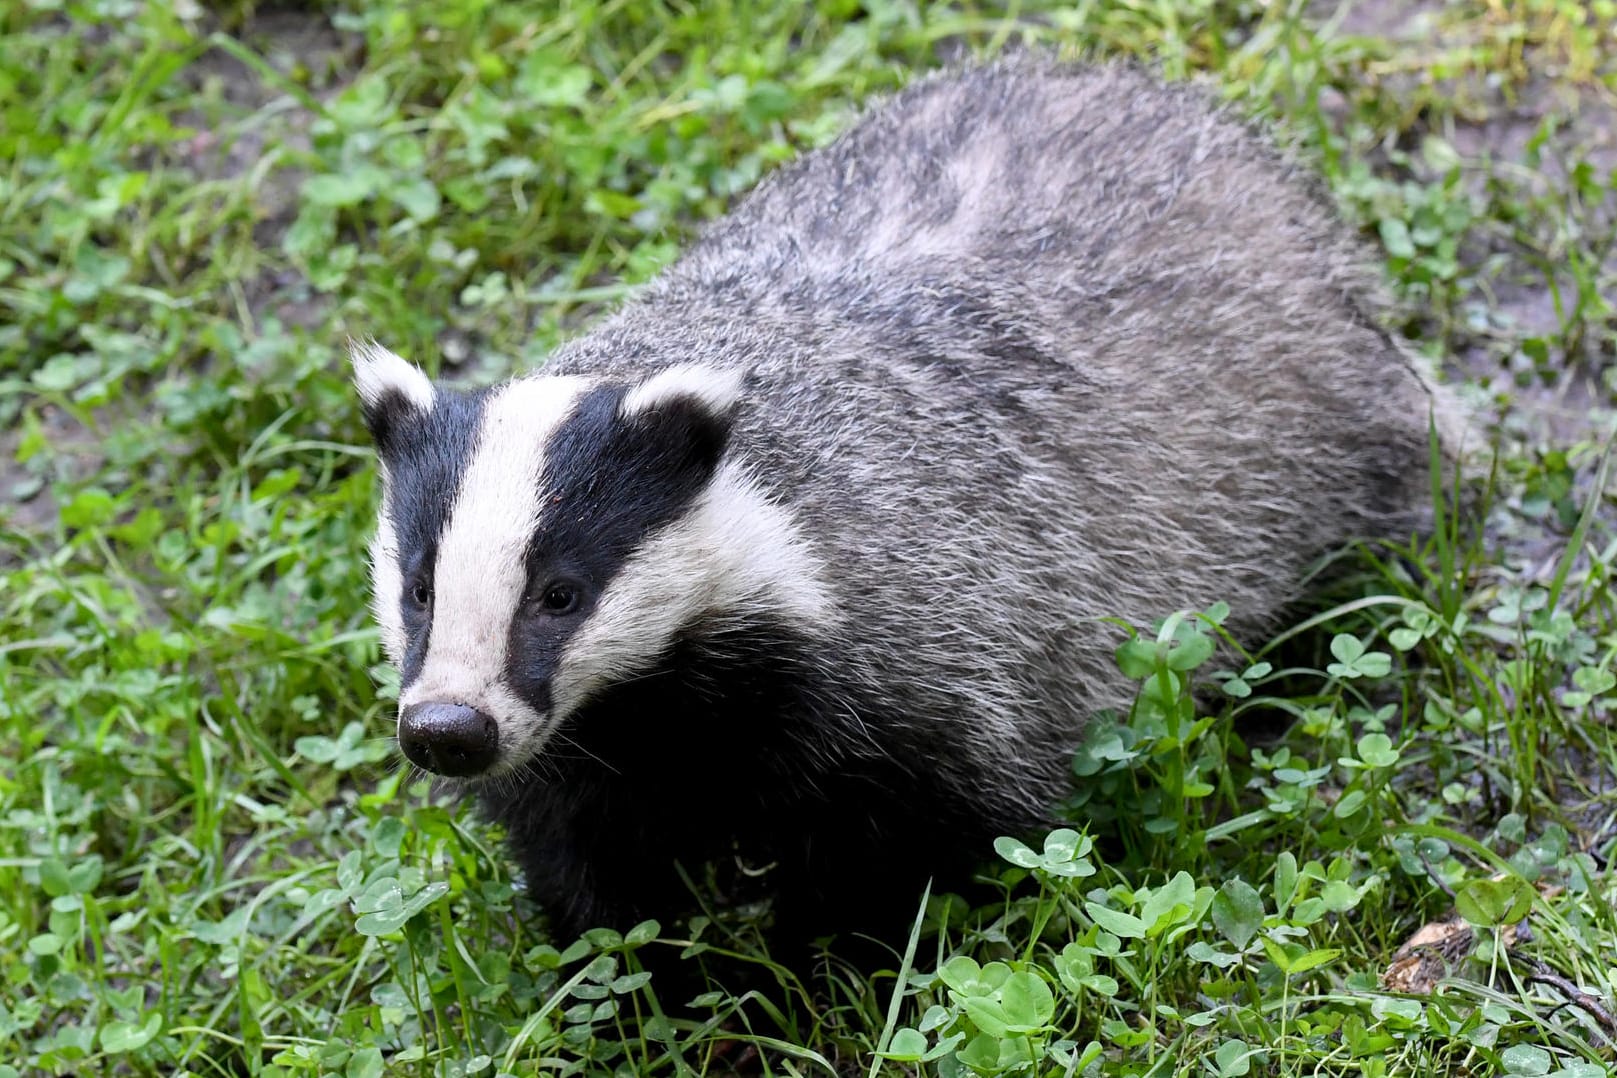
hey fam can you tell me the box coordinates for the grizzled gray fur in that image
[355,59,1456,948]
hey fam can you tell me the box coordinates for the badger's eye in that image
[408,578,432,609]
[536,582,580,616]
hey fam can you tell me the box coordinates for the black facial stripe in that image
[378,386,487,687]
[501,381,734,715]
[529,384,730,590]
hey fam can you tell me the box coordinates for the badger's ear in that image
[621,364,745,473]
[351,339,435,455]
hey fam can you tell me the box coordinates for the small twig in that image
[1519,957,1617,1040]
[1419,852,1457,899]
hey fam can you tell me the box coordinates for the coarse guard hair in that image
[354,59,1462,947]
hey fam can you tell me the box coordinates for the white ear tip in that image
[350,339,436,412]
[623,364,745,417]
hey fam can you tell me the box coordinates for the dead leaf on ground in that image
[1381,916,1526,994]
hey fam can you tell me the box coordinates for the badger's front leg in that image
[483,780,700,942]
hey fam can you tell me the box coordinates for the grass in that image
[2,0,1616,1074]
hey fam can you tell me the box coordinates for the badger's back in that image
[685,62,1371,292]
[543,61,1450,815]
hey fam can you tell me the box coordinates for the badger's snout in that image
[399,702,499,777]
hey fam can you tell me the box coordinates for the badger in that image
[354,61,1455,948]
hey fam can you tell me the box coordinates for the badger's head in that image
[352,341,833,781]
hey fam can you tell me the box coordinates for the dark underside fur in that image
[480,618,1013,954]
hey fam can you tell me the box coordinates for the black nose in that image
[398,703,499,777]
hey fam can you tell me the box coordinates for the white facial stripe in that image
[370,462,407,665]
[551,461,837,721]
[351,339,435,413]
[400,375,589,756]
[622,363,744,418]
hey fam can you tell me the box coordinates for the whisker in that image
[550,730,621,776]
